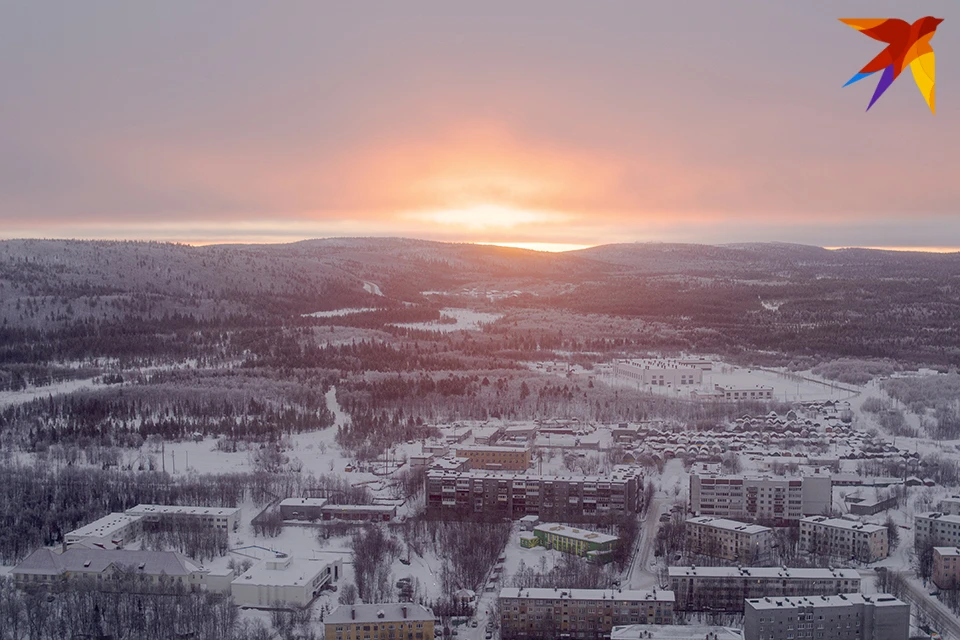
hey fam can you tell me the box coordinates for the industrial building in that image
[232,554,341,608]
[523,523,618,563]
[613,359,704,387]
[125,504,241,531]
[689,473,832,523]
[915,512,960,548]
[743,594,909,640]
[64,512,143,549]
[799,517,889,562]
[668,566,861,612]
[426,466,642,520]
[685,517,774,565]
[453,445,531,471]
[500,588,675,640]
[324,603,435,640]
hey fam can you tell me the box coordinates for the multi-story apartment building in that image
[125,504,241,531]
[525,523,619,564]
[324,604,434,640]
[685,517,774,565]
[743,594,909,640]
[914,512,960,548]
[613,360,703,387]
[452,445,531,471]
[932,547,960,589]
[499,588,674,640]
[426,467,641,521]
[938,496,960,516]
[799,517,888,562]
[690,473,832,523]
[668,566,861,612]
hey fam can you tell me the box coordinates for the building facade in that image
[690,474,832,523]
[232,554,341,608]
[453,445,531,471]
[915,512,960,548]
[500,588,675,640]
[125,504,241,531]
[743,594,909,640]
[64,513,143,549]
[799,517,888,562]
[613,360,704,387]
[938,496,960,516]
[685,517,774,565]
[668,566,861,612]
[324,604,434,640]
[527,523,618,564]
[426,467,641,521]
[933,547,960,589]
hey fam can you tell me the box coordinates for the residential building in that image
[938,496,960,516]
[612,626,739,640]
[125,504,241,531]
[690,473,832,523]
[526,523,619,564]
[668,566,861,612]
[932,547,960,589]
[232,554,341,608]
[915,512,960,547]
[800,517,888,562]
[324,603,434,640]
[743,594,909,640]
[613,359,704,387]
[453,445,531,471]
[426,466,642,521]
[12,548,232,593]
[685,517,774,565]
[64,512,143,549]
[499,588,675,640]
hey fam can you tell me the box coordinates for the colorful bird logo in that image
[840,16,943,113]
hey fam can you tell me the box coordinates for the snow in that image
[391,308,502,333]
[363,281,384,297]
[0,377,102,408]
[303,308,380,317]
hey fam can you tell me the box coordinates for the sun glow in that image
[409,204,569,230]
[475,241,592,253]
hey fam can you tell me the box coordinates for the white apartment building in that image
[690,473,832,522]
[126,504,241,531]
[914,512,960,548]
[799,517,888,562]
[743,594,909,640]
[685,517,774,565]
[64,513,143,549]
[938,496,960,515]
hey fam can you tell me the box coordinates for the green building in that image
[525,523,618,563]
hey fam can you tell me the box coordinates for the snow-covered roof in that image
[326,603,434,624]
[800,516,885,533]
[934,547,960,557]
[500,587,674,603]
[745,594,905,610]
[612,625,741,640]
[686,517,772,535]
[65,513,141,539]
[534,523,618,545]
[232,555,337,587]
[279,498,328,508]
[13,548,202,577]
[668,566,859,580]
[126,504,240,517]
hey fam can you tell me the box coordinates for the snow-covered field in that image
[391,308,502,333]
[303,308,380,317]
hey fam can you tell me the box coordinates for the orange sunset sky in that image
[1,2,958,251]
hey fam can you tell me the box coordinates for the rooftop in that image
[686,517,773,535]
[535,523,618,545]
[455,445,530,453]
[66,512,142,539]
[746,594,906,610]
[934,547,960,557]
[801,516,885,533]
[232,554,338,587]
[279,498,328,508]
[427,468,640,483]
[917,512,960,524]
[126,504,241,517]
[326,603,434,624]
[13,547,202,577]
[668,566,860,580]
[321,504,396,513]
[499,588,674,603]
[612,625,741,640]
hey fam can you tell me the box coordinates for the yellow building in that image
[325,604,435,640]
[453,445,531,471]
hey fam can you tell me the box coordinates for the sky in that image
[1,1,958,251]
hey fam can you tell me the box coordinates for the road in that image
[897,572,960,640]
[625,495,669,589]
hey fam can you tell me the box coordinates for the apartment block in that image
[325,603,434,640]
[799,517,888,563]
[453,445,531,471]
[743,594,909,640]
[932,547,960,589]
[690,473,832,523]
[938,496,960,516]
[500,588,674,640]
[426,467,641,521]
[685,517,774,565]
[668,566,861,612]
[915,512,960,548]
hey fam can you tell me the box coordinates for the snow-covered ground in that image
[391,309,502,333]
[0,377,103,408]
[303,308,381,317]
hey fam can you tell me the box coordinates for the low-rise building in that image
[324,603,434,640]
[454,445,531,471]
[933,547,960,589]
[690,473,832,523]
[685,517,774,565]
[527,523,618,563]
[279,498,328,520]
[232,554,341,608]
[915,512,960,548]
[319,504,397,522]
[668,566,861,612]
[64,513,143,549]
[613,360,704,387]
[500,588,675,640]
[12,548,231,592]
[712,385,774,401]
[743,594,909,640]
[800,517,888,562]
[126,504,241,531]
